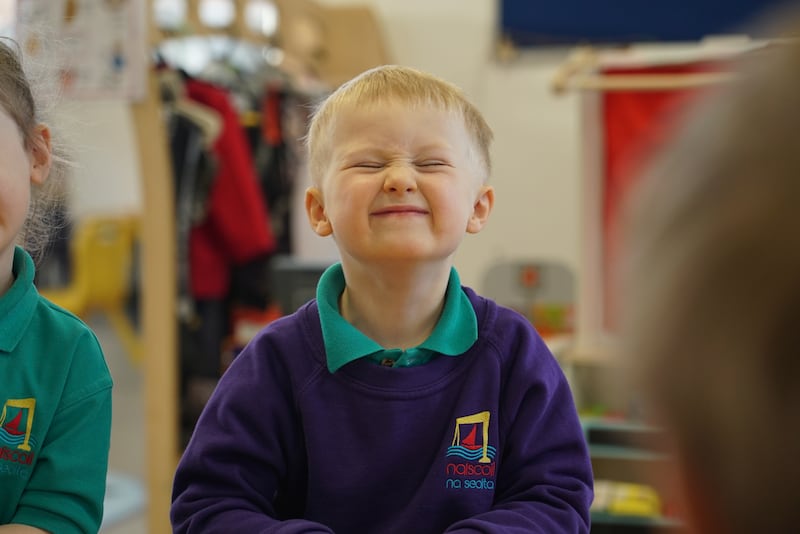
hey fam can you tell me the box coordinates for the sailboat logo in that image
[0,398,37,451]
[447,411,496,464]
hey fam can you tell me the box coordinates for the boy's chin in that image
[354,250,457,267]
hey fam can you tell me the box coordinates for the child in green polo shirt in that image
[0,39,112,533]
[172,65,592,532]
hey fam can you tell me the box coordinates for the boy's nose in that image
[383,164,418,193]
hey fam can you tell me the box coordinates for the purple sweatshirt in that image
[171,288,593,533]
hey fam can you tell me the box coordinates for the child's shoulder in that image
[37,295,102,345]
[464,286,552,356]
[233,299,327,375]
[464,286,566,386]
[254,299,322,345]
[2,292,114,408]
[464,286,540,336]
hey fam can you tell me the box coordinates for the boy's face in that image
[305,101,493,268]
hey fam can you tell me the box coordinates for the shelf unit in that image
[582,417,684,534]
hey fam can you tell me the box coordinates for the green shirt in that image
[0,247,113,533]
[316,263,478,373]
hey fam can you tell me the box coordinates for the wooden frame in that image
[133,4,178,532]
[131,65,178,534]
[551,46,737,94]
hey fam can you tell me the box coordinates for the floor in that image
[91,314,149,533]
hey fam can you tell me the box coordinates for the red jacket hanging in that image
[186,78,276,299]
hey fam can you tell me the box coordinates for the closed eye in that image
[417,161,450,168]
[352,162,384,169]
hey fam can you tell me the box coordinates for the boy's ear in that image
[305,186,333,237]
[466,185,494,234]
[29,123,52,186]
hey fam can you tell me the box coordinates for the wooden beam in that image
[131,2,179,532]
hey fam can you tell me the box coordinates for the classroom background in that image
[1,0,790,532]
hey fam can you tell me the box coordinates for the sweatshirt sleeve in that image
[170,335,333,533]
[445,324,593,533]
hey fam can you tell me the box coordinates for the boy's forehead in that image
[329,102,468,141]
[330,98,464,129]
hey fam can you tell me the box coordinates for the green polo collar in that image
[317,263,477,373]
[0,247,39,353]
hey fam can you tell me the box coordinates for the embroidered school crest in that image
[0,397,36,479]
[0,399,37,469]
[444,411,498,491]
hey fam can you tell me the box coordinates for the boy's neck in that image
[339,262,452,350]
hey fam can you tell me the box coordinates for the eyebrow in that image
[338,142,456,157]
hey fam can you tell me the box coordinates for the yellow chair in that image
[39,214,143,365]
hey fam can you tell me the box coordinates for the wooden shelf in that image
[583,418,683,532]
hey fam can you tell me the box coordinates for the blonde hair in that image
[0,37,70,264]
[305,65,493,184]
[621,30,800,534]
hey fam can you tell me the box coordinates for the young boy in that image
[171,65,593,533]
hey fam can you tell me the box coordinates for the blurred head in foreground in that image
[621,17,800,534]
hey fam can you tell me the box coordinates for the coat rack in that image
[133,1,317,529]
[132,1,389,531]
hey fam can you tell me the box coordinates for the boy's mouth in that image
[372,205,429,215]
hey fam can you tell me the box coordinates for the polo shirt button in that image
[381,358,395,367]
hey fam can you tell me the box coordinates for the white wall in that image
[61,100,143,219]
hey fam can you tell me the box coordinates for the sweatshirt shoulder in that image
[463,286,554,362]
[463,286,570,400]
[253,300,323,349]
[228,300,327,387]
[463,287,540,340]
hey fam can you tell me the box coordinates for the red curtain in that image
[599,61,725,331]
